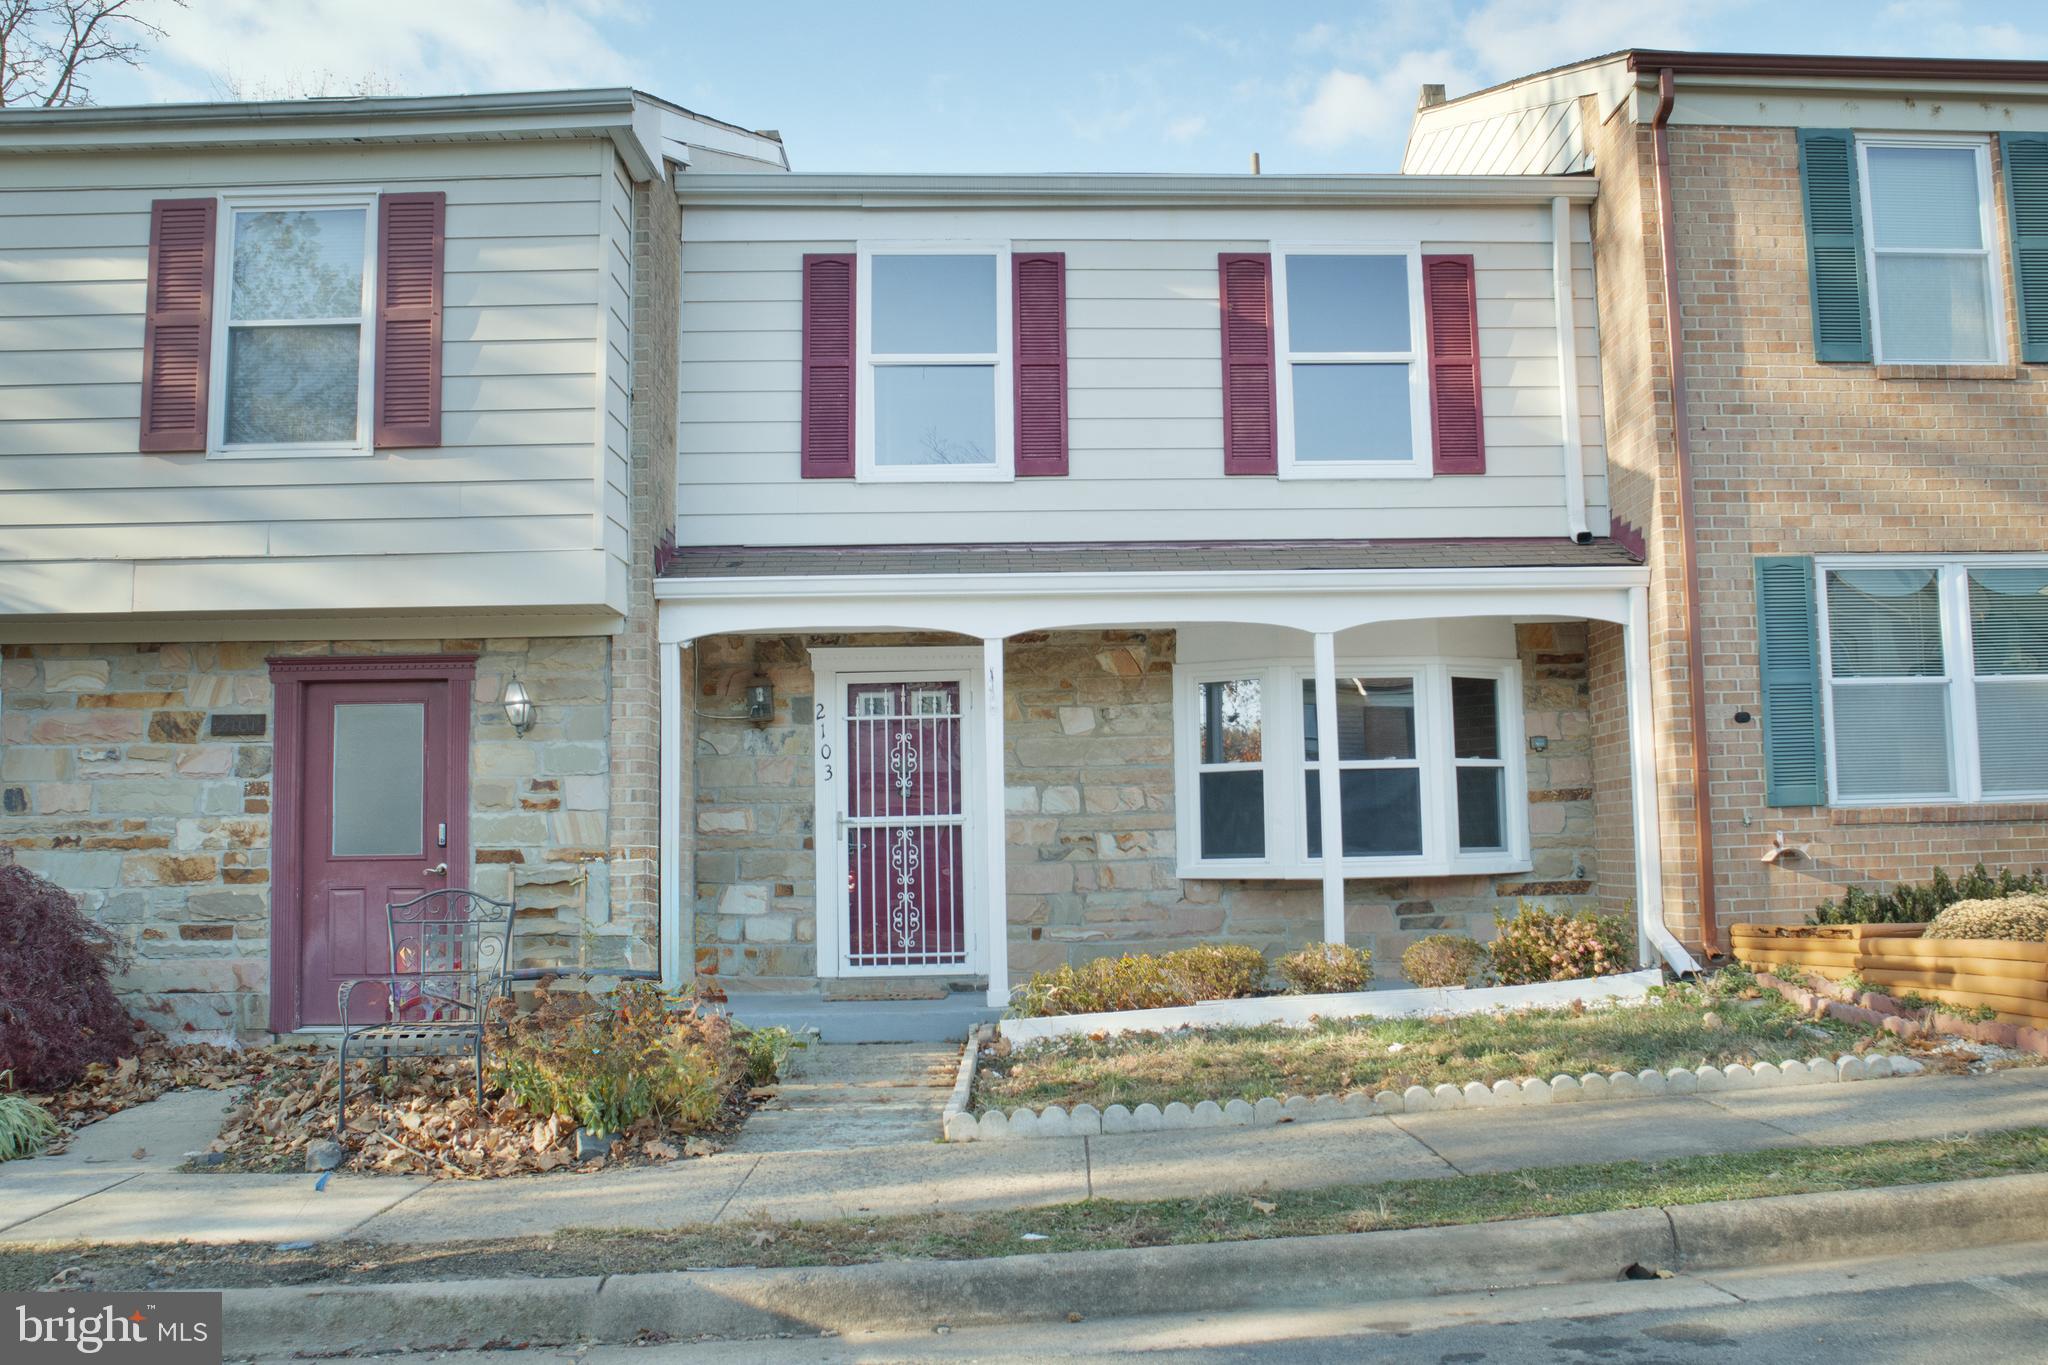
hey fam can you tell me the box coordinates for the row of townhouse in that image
[3,49,2046,1036]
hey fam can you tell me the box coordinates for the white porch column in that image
[982,636,1011,1007]
[1312,631,1346,944]
[658,641,686,989]
[1624,586,1701,975]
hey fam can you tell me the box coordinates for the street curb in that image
[218,1171,2048,1356]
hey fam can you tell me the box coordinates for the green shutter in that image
[2002,132,2048,364]
[1797,129,1872,363]
[1755,556,1826,807]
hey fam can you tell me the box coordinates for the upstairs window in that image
[858,246,1013,479]
[215,199,375,452]
[1859,139,2001,364]
[1273,248,1430,477]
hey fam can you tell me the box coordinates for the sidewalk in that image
[3,1067,2045,1248]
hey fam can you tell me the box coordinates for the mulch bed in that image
[26,1037,767,1180]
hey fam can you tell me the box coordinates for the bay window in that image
[1175,655,1528,878]
[1819,558,2048,804]
[857,245,1012,479]
[1273,247,1430,477]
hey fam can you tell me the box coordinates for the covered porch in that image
[654,542,1694,1010]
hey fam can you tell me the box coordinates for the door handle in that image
[423,862,449,877]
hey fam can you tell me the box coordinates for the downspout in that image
[1551,196,1592,543]
[1650,68,1720,957]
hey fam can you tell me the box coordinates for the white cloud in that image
[1292,50,1470,151]
[138,0,641,102]
[1457,0,1726,85]
[1165,115,1208,143]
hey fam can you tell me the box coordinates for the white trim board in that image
[997,969,1666,1045]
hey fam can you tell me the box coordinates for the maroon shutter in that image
[139,198,216,453]
[1218,252,1276,475]
[374,191,445,448]
[801,253,856,478]
[1012,252,1068,477]
[1422,253,1486,475]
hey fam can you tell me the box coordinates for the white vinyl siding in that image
[0,139,628,625]
[675,206,1607,546]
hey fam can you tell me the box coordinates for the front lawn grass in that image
[976,979,1894,1113]
[4,1127,2043,1290]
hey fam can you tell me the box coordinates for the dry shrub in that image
[1401,934,1488,988]
[1275,941,1374,995]
[1488,902,1635,985]
[0,865,141,1090]
[1012,944,1269,1018]
[1923,894,2048,942]
[491,981,743,1136]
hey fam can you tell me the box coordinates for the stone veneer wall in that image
[690,625,1604,990]
[0,636,630,1036]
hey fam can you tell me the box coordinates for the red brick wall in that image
[1622,118,2048,940]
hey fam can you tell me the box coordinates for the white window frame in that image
[1183,672,1274,867]
[1816,554,2048,807]
[207,190,379,460]
[1272,243,1433,480]
[1855,136,2005,366]
[854,241,1014,483]
[1172,654,1528,880]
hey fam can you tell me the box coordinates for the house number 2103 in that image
[816,701,831,780]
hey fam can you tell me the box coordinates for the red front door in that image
[296,678,464,1026]
[843,680,969,970]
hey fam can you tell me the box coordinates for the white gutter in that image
[1553,196,1592,544]
[673,171,1598,209]
[1625,584,1702,977]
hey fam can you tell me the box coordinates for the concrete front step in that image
[723,989,999,1043]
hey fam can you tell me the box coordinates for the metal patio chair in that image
[335,888,515,1133]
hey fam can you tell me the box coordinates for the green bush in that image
[492,982,741,1136]
[1275,941,1374,995]
[0,1072,58,1163]
[1011,944,1269,1018]
[1923,894,2048,943]
[1488,902,1635,985]
[1809,863,2046,925]
[1401,934,1488,988]
[734,1024,807,1087]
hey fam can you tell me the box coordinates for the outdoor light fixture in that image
[745,676,775,722]
[1529,735,1549,752]
[502,677,536,736]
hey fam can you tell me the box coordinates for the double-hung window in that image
[1819,558,2048,804]
[1176,654,1528,879]
[1859,138,2002,364]
[212,196,377,454]
[857,245,1012,479]
[1273,247,1430,477]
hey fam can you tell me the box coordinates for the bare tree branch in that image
[0,0,178,109]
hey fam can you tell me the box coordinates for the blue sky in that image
[93,1,2048,174]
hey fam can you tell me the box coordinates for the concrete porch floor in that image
[719,988,1000,1044]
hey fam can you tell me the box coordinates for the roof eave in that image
[672,172,1597,208]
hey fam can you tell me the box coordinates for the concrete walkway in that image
[726,1044,958,1154]
[2,1067,2044,1249]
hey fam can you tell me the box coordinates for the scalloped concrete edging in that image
[941,1051,1926,1142]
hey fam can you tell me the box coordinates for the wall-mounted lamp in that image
[745,676,775,722]
[502,676,536,737]
[1529,735,1550,752]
